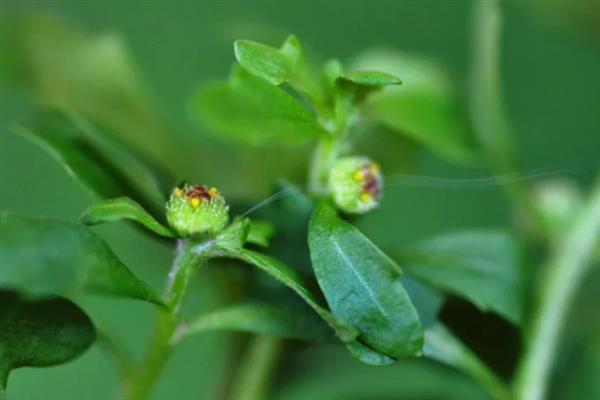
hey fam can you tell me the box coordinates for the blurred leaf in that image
[234,35,301,86]
[337,70,402,87]
[0,212,162,306]
[178,302,332,343]
[223,248,358,342]
[308,202,423,358]
[234,35,324,102]
[80,197,174,238]
[424,323,511,400]
[5,13,182,172]
[351,50,476,163]
[192,67,326,144]
[246,220,275,248]
[14,108,169,218]
[345,341,396,366]
[398,230,522,325]
[0,291,96,390]
[401,276,444,329]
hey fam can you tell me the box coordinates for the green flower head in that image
[328,156,383,214]
[166,184,229,238]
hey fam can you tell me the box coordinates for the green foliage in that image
[0,212,162,305]
[178,302,332,342]
[350,50,476,163]
[308,202,423,358]
[80,197,174,238]
[14,108,169,217]
[192,66,327,144]
[0,291,96,389]
[398,230,523,324]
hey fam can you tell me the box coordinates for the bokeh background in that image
[1,1,599,399]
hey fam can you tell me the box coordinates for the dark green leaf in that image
[351,50,476,164]
[5,13,182,171]
[424,323,511,400]
[192,67,326,144]
[177,302,332,343]
[399,230,522,324]
[401,276,444,329]
[337,70,402,87]
[0,291,96,390]
[0,212,163,305]
[223,248,358,342]
[308,202,423,358]
[80,197,174,238]
[345,341,396,366]
[14,108,168,218]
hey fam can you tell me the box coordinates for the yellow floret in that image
[360,192,373,202]
[190,197,201,208]
[208,187,219,197]
[353,171,365,182]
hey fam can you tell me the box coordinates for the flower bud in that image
[166,184,229,238]
[328,156,383,214]
[533,179,582,235]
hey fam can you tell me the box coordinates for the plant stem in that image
[118,240,204,400]
[470,0,545,236]
[308,137,340,196]
[514,175,600,400]
[227,336,282,400]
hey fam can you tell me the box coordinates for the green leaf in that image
[177,302,333,343]
[424,323,511,400]
[308,202,423,358]
[337,70,402,87]
[345,341,396,366]
[0,212,163,306]
[223,248,358,343]
[0,291,96,390]
[4,13,182,171]
[398,230,522,325]
[14,108,169,218]
[80,197,174,238]
[192,67,326,144]
[234,35,324,102]
[350,50,476,164]
[234,36,301,86]
[247,220,275,248]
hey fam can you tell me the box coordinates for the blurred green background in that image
[1,0,599,399]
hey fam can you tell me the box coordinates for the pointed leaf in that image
[399,230,522,324]
[178,302,332,343]
[80,197,174,238]
[0,291,96,390]
[14,108,169,218]
[308,202,423,358]
[247,220,275,248]
[223,248,358,343]
[0,212,162,305]
[337,70,402,87]
[192,67,326,144]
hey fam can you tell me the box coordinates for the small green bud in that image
[533,179,582,235]
[166,184,229,238]
[328,156,383,214]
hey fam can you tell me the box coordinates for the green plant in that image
[1,1,599,400]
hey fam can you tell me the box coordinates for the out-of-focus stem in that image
[228,336,282,400]
[515,175,600,400]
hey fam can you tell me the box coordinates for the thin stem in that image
[514,175,600,400]
[470,0,545,235]
[308,137,340,196]
[117,240,205,400]
[227,336,282,400]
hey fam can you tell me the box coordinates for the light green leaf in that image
[14,108,169,218]
[0,291,96,391]
[308,202,423,358]
[234,36,301,86]
[399,230,522,324]
[192,67,326,144]
[350,50,476,164]
[0,212,163,306]
[247,220,275,248]
[424,323,511,400]
[223,248,358,343]
[177,302,332,343]
[80,197,174,238]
